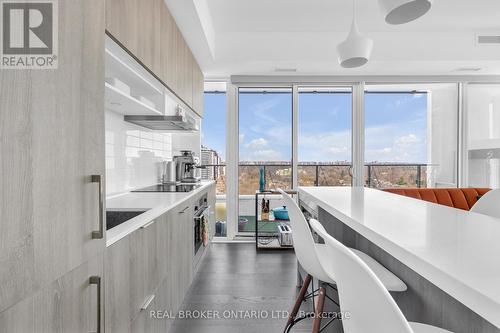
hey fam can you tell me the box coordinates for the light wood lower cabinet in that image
[0,254,105,333]
[130,219,162,322]
[104,218,161,330]
[130,277,172,333]
[105,193,204,333]
[104,236,131,333]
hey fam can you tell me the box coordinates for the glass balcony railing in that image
[201,162,430,192]
[202,162,431,237]
[364,164,428,189]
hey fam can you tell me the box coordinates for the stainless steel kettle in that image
[161,161,177,184]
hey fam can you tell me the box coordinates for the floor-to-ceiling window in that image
[364,83,459,188]
[201,82,227,236]
[216,81,467,240]
[298,87,353,186]
[466,84,500,189]
[238,87,293,233]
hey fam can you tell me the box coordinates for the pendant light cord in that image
[352,0,356,25]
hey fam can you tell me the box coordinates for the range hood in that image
[124,115,199,131]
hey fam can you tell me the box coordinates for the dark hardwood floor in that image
[170,243,318,333]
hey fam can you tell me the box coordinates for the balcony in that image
[201,162,430,193]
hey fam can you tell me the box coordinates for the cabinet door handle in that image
[91,175,104,239]
[89,276,101,333]
[178,206,189,214]
[141,294,156,310]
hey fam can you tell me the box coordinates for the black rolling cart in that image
[254,189,297,251]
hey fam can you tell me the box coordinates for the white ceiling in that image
[165,0,500,78]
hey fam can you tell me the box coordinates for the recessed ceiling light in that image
[275,68,297,73]
[476,35,500,45]
[454,67,482,72]
[378,0,432,25]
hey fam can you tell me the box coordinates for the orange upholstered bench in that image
[382,188,491,211]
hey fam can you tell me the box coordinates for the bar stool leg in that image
[311,285,326,333]
[285,274,312,331]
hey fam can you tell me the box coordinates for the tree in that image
[396,176,407,186]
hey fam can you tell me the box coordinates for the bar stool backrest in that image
[277,189,331,282]
[308,218,414,333]
[471,189,500,219]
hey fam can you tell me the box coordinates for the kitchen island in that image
[298,186,500,333]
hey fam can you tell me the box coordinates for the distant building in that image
[201,146,223,180]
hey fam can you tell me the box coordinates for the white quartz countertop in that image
[299,186,500,329]
[105,180,215,246]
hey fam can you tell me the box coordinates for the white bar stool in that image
[278,189,407,333]
[470,189,500,219]
[309,218,454,333]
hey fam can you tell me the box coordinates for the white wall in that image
[171,133,201,159]
[105,111,173,196]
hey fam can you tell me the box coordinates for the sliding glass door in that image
[224,82,460,239]
[201,83,227,237]
[298,87,353,186]
[238,87,293,233]
[364,83,459,188]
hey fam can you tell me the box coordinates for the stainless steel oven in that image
[193,194,209,254]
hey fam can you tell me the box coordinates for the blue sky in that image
[202,91,428,163]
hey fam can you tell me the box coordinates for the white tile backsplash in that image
[105,111,173,196]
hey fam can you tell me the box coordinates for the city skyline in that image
[202,90,428,164]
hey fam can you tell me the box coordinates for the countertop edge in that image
[105,181,215,247]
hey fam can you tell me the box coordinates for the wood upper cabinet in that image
[107,0,205,116]
[192,60,205,117]
[174,32,191,106]
[106,0,161,73]
[0,0,105,315]
[160,2,178,94]
[136,0,162,74]
[184,46,194,107]
[106,0,139,55]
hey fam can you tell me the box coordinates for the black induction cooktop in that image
[132,183,202,193]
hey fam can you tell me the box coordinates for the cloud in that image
[242,149,283,161]
[251,98,282,125]
[246,138,268,149]
[395,134,421,147]
[298,130,351,162]
[365,131,426,163]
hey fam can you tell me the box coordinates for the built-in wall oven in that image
[193,194,209,254]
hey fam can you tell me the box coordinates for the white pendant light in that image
[337,0,373,68]
[378,0,432,25]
